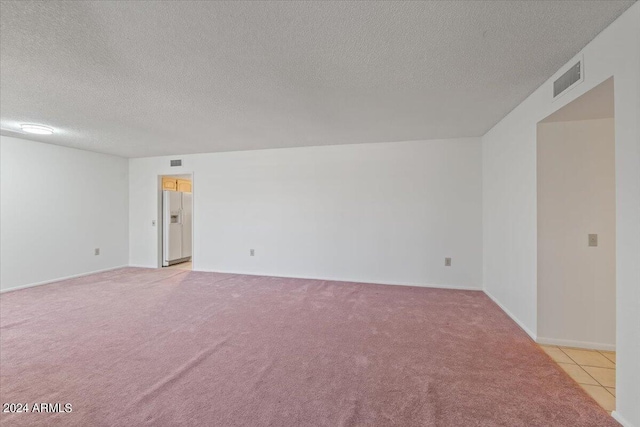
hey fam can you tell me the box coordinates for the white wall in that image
[482,3,639,425]
[130,138,483,289]
[0,136,129,291]
[537,118,616,350]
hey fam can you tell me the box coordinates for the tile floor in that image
[165,261,192,270]
[540,345,616,412]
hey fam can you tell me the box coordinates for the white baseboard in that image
[0,265,129,294]
[1,264,480,294]
[612,411,635,427]
[536,337,616,352]
[483,289,537,341]
[193,268,483,291]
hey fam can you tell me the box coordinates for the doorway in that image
[536,77,616,410]
[160,174,193,270]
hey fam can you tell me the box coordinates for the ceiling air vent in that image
[553,59,583,99]
[170,159,182,167]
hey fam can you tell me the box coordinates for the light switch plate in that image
[445,257,452,267]
[588,234,598,247]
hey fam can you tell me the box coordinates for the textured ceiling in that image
[0,1,635,158]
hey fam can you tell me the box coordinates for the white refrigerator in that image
[163,190,192,266]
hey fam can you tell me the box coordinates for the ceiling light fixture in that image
[20,124,54,135]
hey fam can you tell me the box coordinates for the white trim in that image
[612,411,635,427]
[0,265,129,294]
[536,337,615,352]
[483,289,537,340]
[1,264,481,294]
[194,268,483,291]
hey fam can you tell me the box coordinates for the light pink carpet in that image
[1,268,616,426]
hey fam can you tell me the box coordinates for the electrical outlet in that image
[588,234,598,247]
[445,257,452,267]
[94,248,100,256]
[250,249,255,256]
[152,220,156,227]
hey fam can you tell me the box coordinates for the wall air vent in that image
[170,159,182,167]
[553,59,583,99]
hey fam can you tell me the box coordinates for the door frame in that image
[157,172,195,269]
[535,77,616,350]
